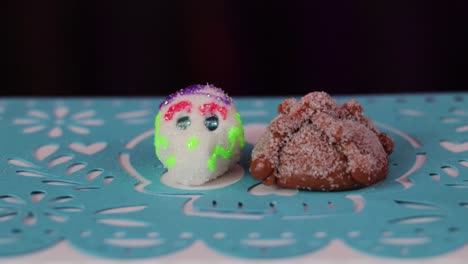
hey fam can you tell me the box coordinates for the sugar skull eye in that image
[204,115,219,131]
[176,116,191,130]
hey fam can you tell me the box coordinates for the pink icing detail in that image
[164,101,192,121]
[199,102,228,120]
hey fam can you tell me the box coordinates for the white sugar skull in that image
[154,84,245,185]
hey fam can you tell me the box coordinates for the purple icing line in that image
[159,84,232,109]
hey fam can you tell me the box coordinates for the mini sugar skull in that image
[154,84,245,185]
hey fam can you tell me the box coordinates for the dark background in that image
[6,1,468,96]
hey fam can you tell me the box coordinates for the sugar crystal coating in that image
[250,91,393,191]
[155,84,245,186]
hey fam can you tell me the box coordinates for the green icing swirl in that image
[187,136,199,151]
[207,112,245,172]
[155,111,245,172]
[154,113,175,168]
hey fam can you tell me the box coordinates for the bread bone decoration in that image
[250,91,393,191]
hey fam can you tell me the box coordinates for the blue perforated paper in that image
[0,94,466,260]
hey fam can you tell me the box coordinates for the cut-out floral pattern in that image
[9,144,115,188]
[0,95,467,260]
[115,109,153,125]
[14,107,103,138]
[0,192,83,226]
